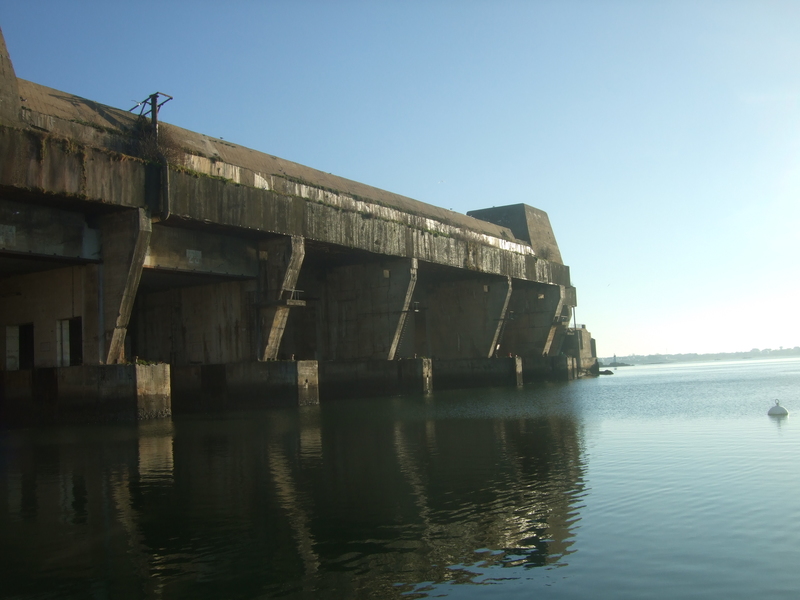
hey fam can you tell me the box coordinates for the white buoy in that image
[768,400,789,416]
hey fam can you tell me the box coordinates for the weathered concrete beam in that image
[144,224,258,278]
[99,208,151,364]
[0,198,99,261]
[259,236,305,361]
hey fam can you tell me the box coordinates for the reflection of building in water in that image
[138,420,175,481]
[253,400,586,596]
[0,399,585,598]
[0,424,175,597]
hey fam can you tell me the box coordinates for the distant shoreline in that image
[599,350,800,367]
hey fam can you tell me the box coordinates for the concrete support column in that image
[388,258,418,360]
[542,285,571,357]
[488,277,512,358]
[258,236,305,361]
[99,208,151,364]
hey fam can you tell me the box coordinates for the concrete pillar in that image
[258,236,305,361]
[98,208,151,364]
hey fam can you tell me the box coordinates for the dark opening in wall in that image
[18,322,34,370]
[69,317,83,366]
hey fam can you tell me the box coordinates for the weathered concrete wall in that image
[500,282,571,358]
[562,327,598,376]
[0,126,147,205]
[145,224,258,278]
[0,121,570,286]
[227,360,318,406]
[171,360,318,409]
[417,273,511,359]
[0,198,99,260]
[307,258,416,361]
[0,363,170,423]
[0,266,90,368]
[167,170,568,284]
[432,357,523,390]
[132,279,255,365]
[319,358,432,400]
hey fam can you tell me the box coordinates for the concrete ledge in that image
[319,359,432,400]
[432,357,523,390]
[0,364,171,425]
[171,360,319,410]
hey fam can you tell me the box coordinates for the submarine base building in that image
[0,29,597,423]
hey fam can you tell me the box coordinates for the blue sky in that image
[2,1,798,356]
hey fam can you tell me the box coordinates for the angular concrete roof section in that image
[0,27,21,126]
[468,204,564,264]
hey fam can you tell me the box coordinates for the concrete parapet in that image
[171,360,319,410]
[319,358,432,400]
[0,363,170,425]
[432,357,523,391]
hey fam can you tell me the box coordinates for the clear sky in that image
[1,1,798,356]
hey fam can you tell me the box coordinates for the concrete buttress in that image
[542,285,570,357]
[388,258,418,360]
[99,208,152,364]
[259,236,305,361]
[488,277,513,358]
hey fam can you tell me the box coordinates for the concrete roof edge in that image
[15,79,523,244]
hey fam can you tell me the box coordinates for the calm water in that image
[2,358,800,599]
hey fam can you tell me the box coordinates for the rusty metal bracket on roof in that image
[129,92,172,127]
[130,93,173,223]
